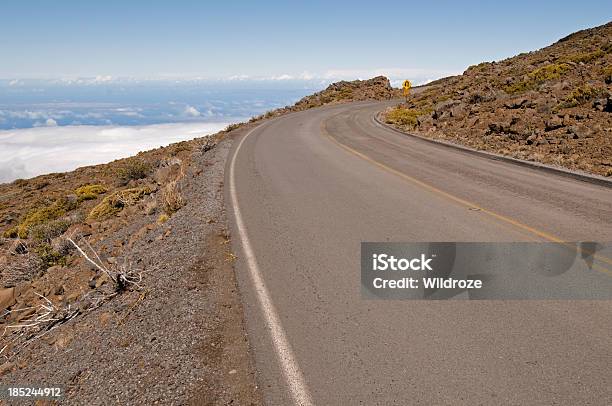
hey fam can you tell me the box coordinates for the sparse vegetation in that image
[561,85,602,108]
[504,63,572,94]
[34,243,67,268]
[162,181,184,215]
[88,186,152,220]
[224,123,242,132]
[529,63,572,82]
[504,80,534,94]
[564,50,605,63]
[75,184,108,201]
[337,87,354,99]
[30,219,71,243]
[116,158,151,185]
[17,197,77,239]
[157,213,169,224]
[0,241,43,286]
[385,106,427,128]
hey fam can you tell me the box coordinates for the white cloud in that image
[271,74,294,81]
[226,74,250,81]
[0,122,229,183]
[298,71,314,80]
[32,118,58,127]
[8,79,23,87]
[183,105,202,117]
[322,67,458,85]
[93,75,113,83]
[5,110,46,120]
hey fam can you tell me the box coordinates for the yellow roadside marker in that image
[402,80,411,102]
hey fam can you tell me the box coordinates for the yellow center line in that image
[319,115,612,276]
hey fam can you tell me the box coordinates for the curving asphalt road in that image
[225,101,612,405]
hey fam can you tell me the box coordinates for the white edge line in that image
[229,124,315,406]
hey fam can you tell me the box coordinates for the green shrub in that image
[30,219,71,243]
[34,243,67,268]
[88,186,152,220]
[75,184,108,202]
[17,197,77,239]
[116,159,151,185]
[528,63,571,82]
[504,63,572,94]
[504,80,534,94]
[385,107,425,128]
[562,85,602,107]
[564,50,605,64]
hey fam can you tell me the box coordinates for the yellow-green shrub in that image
[17,197,76,238]
[337,87,354,100]
[34,243,67,268]
[564,50,604,64]
[385,107,425,128]
[88,186,152,220]
[75,184,108,202]
[504,63,572,94]
[504,80,534,94]
[528,63,571,82]
[563,85,602,107]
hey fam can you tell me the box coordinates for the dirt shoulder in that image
[1,129,262,405]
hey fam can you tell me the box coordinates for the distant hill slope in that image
[384,22,612,176]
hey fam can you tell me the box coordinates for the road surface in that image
[225,101,612,405]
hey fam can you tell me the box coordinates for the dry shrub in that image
[88,186,152,220]
[116,158,151,185]
[162,181,184,215]
[0,240,43,287]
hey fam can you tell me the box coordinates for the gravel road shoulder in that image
[1,130,263,405]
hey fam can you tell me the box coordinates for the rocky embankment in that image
[383,22,612,176]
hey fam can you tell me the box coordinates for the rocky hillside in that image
[292,75,399,109]
[383,22,612,176]
[245,76,398,123]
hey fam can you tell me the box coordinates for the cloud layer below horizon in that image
[0,122,228,183]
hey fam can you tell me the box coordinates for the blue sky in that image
[1,0,611,81]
